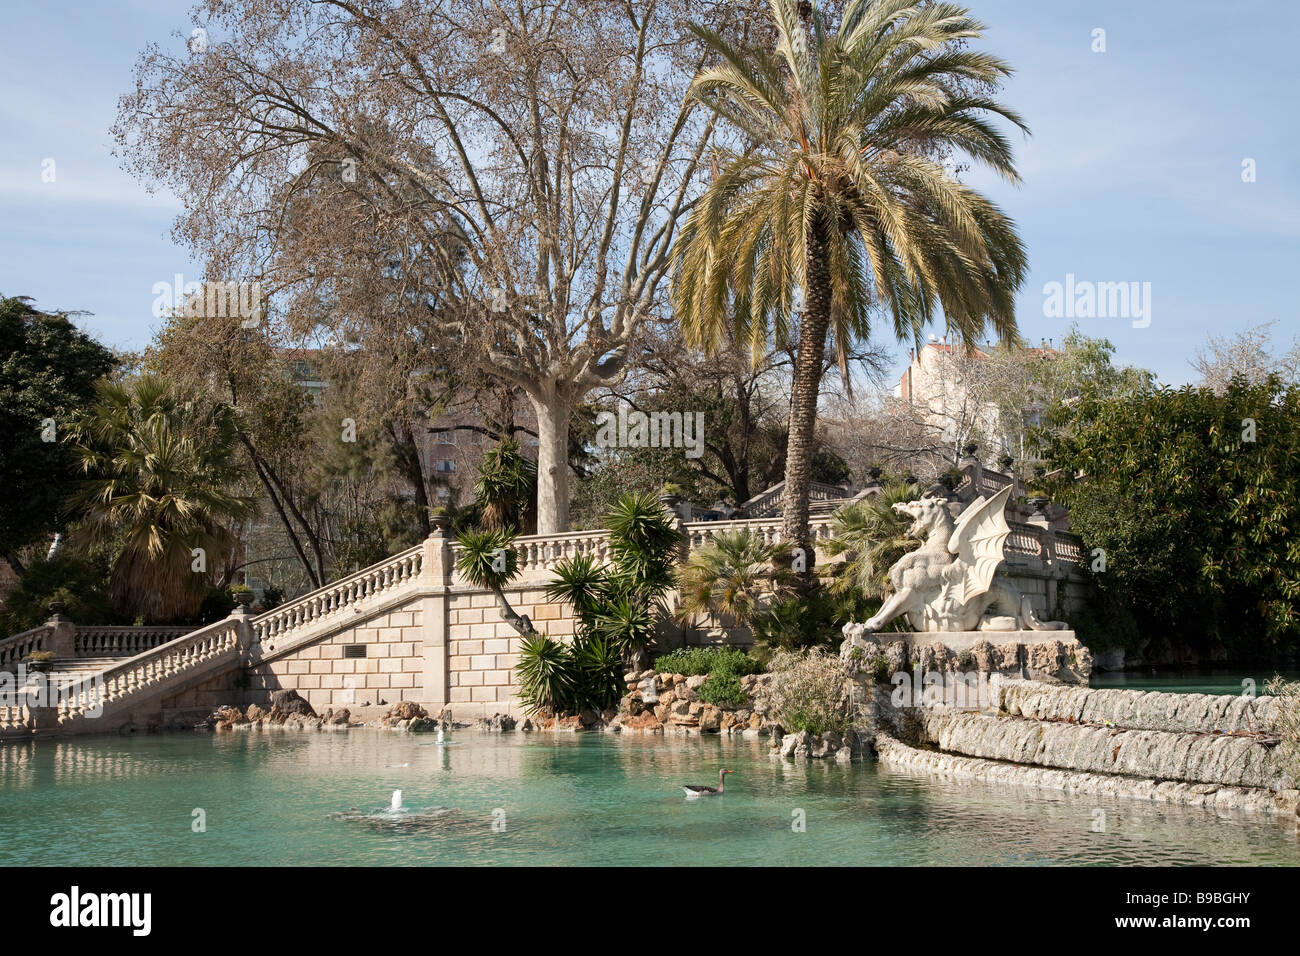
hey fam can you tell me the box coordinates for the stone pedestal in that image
[841,627,1091,685]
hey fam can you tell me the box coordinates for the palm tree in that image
[69,375,256,622]
[675,530,796,629]
[473,438,538,533]
[672,0,1028,563]
[823,481,920,600]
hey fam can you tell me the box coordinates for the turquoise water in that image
[3,730,1298,866]
[1092,669,1300,696]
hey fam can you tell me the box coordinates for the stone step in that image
[994,679,1283,736]
[874,734,1298,816]
[917,709,1287,791]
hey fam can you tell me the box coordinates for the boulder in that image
[624,712,664,733]
[215,706,244,725]
[387,701,428,722]
[245,704,268,722]
[779,730,812,760]
[473,713,517,732]
[269,689,316,720]
[328,708,351,726]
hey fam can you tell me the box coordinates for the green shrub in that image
[653,646,761,677]
[0,554,115,634]
[698,669,747,707]
[516,633,573,714]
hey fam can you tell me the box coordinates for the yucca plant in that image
[546,492,681,663]
[455,526,535,635]
[568,632,626,713]
[604,491,681,593]
[675,530,796,629]
[515,633,573,714]
[542,553,608,620]
[473,438,537,533]
[672,0,1028,561]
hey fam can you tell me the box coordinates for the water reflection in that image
[1,731,1296,866]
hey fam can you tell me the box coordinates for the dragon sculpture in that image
[852,484,1067,634]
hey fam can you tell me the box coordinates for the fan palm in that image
[675,530,796,628]
[672,0,1028,560]
[823,482,921,599]
[69,375,256,622]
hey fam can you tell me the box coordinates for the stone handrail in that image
[739,480,847,518]
[451,529,613,581]
[0,626,52,671]
[74,627,190,658]
[249,544,424,646]
[1005,522,1044,562]
[56,618,244,722]
[683,515,837,550]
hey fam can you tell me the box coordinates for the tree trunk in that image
[781,221,833,568]
[530,389,571,535]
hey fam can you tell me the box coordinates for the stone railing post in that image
[420,519,454,709]
[959,446,982,498]
[229,599,256,659]
[45,602,76,659]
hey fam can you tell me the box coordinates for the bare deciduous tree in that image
[116,0,755,532]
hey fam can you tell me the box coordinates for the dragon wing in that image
[946,484,1013,605]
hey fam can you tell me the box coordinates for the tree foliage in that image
[0,296,117,570]
[672,0,1028,556]
[67,375,257,623]
[1048,377,1300,656]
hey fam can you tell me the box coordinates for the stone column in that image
[419,522,453,709]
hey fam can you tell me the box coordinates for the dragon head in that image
[892,495,958,540]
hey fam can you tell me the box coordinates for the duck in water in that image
[684,768,733,798]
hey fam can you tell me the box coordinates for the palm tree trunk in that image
[781,221,833,572]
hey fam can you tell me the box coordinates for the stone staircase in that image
[0,544,429,738]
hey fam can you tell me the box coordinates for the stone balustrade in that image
[451,529,613,582]
[73,627,189,658]
[0,626,51,672]
[0,705,28,735]
[250,545,423,646]
[57,619,244,723]
[682,515,837,551]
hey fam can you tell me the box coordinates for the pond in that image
[1092,668,1300,696]
[3,727,1298,867]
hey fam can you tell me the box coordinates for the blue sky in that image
[1,0,1297,386]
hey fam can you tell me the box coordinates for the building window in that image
[434,430,455,445]
[436,459,455,473]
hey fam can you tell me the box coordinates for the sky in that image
[1,0,1297,387]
